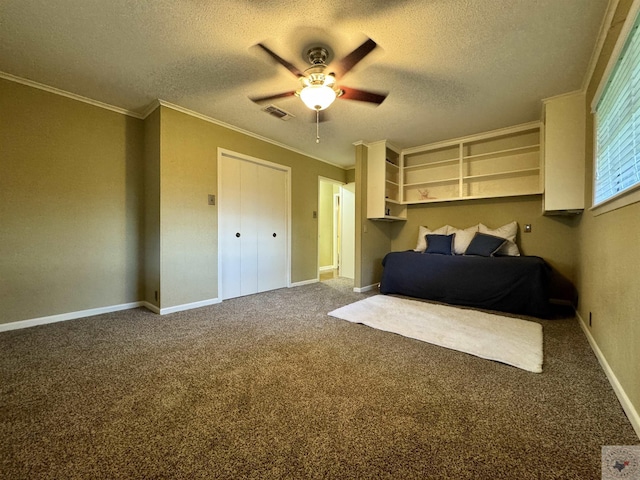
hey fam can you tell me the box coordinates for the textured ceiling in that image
[0,0,609,167]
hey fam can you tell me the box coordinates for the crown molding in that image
[582,0,621,93]
[0,71,144,118]
[156,100,346,170]
[1,71,349,170]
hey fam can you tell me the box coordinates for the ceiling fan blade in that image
[329,38,378,79]
[339,86,387,105]
[257,43,305,78]
[250,91,296,104]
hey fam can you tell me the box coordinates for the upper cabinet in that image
[542,92,585,214]
[366,141,407,220]
[401,123,542,204]
[365,94,586,214]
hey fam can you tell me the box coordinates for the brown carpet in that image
[1,278,637,479]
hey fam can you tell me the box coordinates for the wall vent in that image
[262,104,295,121]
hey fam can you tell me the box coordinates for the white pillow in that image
[479,221,520,256]
[448,225,479,254]
[414,225,450,252]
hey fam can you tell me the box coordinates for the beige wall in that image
[391,195,580,284]
[580,0,640,428]
[1,79,346,321]
[159,107,219,308]
[155,106,346,309]
[355,144,392,289]
[143,108,160,308]
[0,79,144,324]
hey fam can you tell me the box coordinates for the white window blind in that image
[594,10,640,206]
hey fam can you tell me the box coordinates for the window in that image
[593,3,640,210]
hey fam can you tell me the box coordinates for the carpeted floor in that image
[1,278,637,479]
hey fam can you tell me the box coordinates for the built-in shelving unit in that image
[401,122,542,203]
[367,141,407,220]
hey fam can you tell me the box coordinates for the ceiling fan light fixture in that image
[299,84,337,111]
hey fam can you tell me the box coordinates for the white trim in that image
[142,302,161,315]
[582,0,621,93]
[590,182,640,214]
[319,266,335,272]
[0,71,144,118]
[576,311,640,440]
[541,89,586,105]
[158,100,345,169]
[591,0,640,112]
[139,99,161,119]
[290,279,319,287]
[0,302,145,332]
[353,283,378,293]
[158,298,221,315]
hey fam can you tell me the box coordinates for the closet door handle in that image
[272,233,277,238]
[236,232,241,238]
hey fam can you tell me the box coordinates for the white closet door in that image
[219,152,289,300]
[240,160,259,296]
[219,155,242,299]
[257,166,287,292]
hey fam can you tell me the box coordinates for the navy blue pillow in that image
[424,233,455,255]
[464,233,506,257]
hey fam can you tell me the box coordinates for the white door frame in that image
[318,176,345,279]
[217,148,291,300]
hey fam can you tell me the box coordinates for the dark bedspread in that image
[380,251,552,318]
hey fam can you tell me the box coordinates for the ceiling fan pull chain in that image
[316,109,320,143]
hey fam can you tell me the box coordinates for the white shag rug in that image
[328,295,543,373]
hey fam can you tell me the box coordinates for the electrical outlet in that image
[524,224,532,233]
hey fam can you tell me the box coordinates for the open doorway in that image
[318,178,355,283]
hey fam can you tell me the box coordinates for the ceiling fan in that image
[250,37,387,142]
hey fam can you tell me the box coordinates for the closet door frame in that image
[217,148,291,300]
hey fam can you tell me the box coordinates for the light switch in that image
[208,194,215,205]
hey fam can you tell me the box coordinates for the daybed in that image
[379,222,552,318]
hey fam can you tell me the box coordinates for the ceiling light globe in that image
[300,85,337,111]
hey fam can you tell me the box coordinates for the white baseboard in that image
[354,283,379,293]
[290,279,319,287]
[319,266,335,272]
[158,298,221,315]
[576,311,640,440]
[0,301,145,332]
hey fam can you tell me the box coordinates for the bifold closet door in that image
[257,165,287,293]
[219,154,287,300]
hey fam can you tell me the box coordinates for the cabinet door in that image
[543,93,585,212]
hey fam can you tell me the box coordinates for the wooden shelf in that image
[463,144,540,161]
[398,122,541,204]
[463,167,540,181]
[404,177,459,187]
[404,157,459,170]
